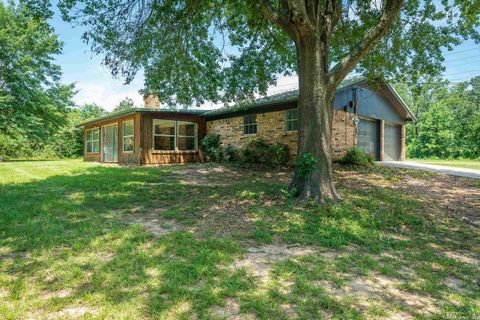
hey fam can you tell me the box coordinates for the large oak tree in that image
[27,0,480,202]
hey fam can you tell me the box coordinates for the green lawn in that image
[411,159,480,170]
[0,160,479,319]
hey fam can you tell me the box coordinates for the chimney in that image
[144,94,161,109]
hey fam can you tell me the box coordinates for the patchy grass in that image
[411,159,480,170]
[0,159,479,319]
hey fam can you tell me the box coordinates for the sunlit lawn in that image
[0,159,478,319]
[411,159,480,170]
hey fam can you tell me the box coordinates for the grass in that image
[0,159,479,319]
[411,159,480,170]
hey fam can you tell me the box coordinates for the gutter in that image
[76,108,209,128]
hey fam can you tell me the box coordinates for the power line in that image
[444,69,480,76]
[442,47,480,56]
[443,54,480,63]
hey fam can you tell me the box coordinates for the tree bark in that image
[289,38,340,203]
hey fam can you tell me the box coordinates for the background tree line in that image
[396,77,480,160]
[0,2,137,160]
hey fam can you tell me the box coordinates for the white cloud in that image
[71,66,144,111]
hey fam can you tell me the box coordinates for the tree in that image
[27,0,480,202]
[113,97,136,113]
[77,103,108,120]
[399,77,480,159]
[0,2,75,143]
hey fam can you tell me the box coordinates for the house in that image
[77,78,415,164]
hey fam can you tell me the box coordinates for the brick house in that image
[77,78,415,164]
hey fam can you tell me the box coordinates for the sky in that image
[34,2,480,111]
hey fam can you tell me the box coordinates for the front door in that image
[102,124,118,162]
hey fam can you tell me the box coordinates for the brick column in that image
[401,124,406,161]
[379,120,385,161]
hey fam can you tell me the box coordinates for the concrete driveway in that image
[379,161,480,179]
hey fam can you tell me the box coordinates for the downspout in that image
[352,87,359,147]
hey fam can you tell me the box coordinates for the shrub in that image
[201,134,223,162]
[295,152,318,178]
[224,144,238,162]
[340,147,374,166]
[268,143,290,166]
[240,139,290,166]
[241,139,270,164]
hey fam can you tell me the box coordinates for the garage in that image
[384,122,401,161]
[357,118,379,160]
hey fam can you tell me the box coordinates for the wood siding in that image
[140,112,206,164]
[83,114,140,164]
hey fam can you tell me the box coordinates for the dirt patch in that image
[211,298,257,320]
[338,167,480,227]
[48,306,97,319]
[444,277,468,294]
[177,163,291,187]
[124,211,185,237]
[342,275,439,315]
[443,250,480,267]
[230,244,316,282]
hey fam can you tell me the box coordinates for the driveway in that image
[379,161,480,179]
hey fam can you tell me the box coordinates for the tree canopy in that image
[112,97,136,113]
[26,0,480,107]
[397,77,480,159]
[0,2,75,143]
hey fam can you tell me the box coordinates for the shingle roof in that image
[202,76,366,117]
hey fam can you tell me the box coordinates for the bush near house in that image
[224,144,238,162]
[201,134,223,162]
[240,139,290,167]
[338,147,374,167]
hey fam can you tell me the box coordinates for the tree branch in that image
[259,0,297,40]
[328,0,403,89]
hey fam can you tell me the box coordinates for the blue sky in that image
[11,1,480,111]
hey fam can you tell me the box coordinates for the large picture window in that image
[243,114,257,135]
[153,119,197,151]
[85,128,99,153]
[177,121,197,151]
[122,120,134,152]
[285,109,298,132]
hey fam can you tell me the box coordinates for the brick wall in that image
[206,109,356,160]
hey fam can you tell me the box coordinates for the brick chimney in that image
[144,94,161,109]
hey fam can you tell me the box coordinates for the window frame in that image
[243,114,257,135]
[152,119,198,152]
[176,121,198,151]
[122,120,135,153]
[85,127,100,154]
[284,109,299,132]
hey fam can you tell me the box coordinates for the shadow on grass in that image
[0,163,478,319]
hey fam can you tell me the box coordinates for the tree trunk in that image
[289,38,340,203]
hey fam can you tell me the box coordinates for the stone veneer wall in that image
[206,109,356,160]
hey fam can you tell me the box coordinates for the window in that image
[153,120,176,151]
[177,121,197,151]
[122,120,134,152]
[243,114,257,135]
[85,128,99,153]
[285,109,299,132]
[153,119,197,151]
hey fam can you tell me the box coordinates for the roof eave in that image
[385,83,417,122]
[76,108,209,128]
